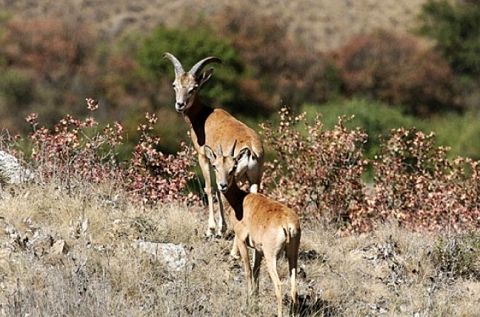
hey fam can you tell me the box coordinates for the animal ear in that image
[198,68,214,87]
[204,145,216,162]
[235,147,250,163]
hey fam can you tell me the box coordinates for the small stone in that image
[51,239,69,255]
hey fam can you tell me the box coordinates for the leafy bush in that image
[305,99,416,158]
[211,6,340,111]
[427,112,480,160]
[419,0,480,79]
[25,99,199,206]
[305,100,480,160]
[0,17,98,131]
[0,69,34,105]
[261,108,369,229]
[334,31,461,116]
[262,108,480,233]
[370,128,480,232]
[0,17,94,82]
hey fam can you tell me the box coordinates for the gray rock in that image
[0,151,34,186]
[133,241,187,271]
[51,239,69,255]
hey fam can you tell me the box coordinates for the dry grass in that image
[0,184,479,316]
[0,0,427,52]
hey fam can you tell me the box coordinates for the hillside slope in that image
[0,0,427,51]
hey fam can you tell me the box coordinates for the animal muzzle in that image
[175,101,186,112]
[218,184,228,193]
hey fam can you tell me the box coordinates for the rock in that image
[133,241,187,271]
[0,151,34,186]
[50,239,69,255]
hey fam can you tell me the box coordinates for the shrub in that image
[0,17,94,82]
[124,112,199,205]
[0,17,98,132]
[0,69,34,105]
[211,6,340,111]
[334,31,460,116]
[305,99,480,160]
[304,99,416,158]
[419,0,480,79]
[427,112,480,160]
[432,234,480,280]
[262,108,480,233]
[261,108,370,230]
[370,128,480,232]
[25,99,200,206]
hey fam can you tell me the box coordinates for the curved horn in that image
[163,52,184,76]
[229,140,237,157]
[189,56,221,77]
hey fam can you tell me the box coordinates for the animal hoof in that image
[205,228,216,239]
[229,253,240,261]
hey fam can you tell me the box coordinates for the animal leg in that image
[286,237,300,313]
[230,235,239,259]
[265,253,283,317]
[237,238,253,298]
[215,190,227,237]
[252,249,263,295]
[199,154,216,237]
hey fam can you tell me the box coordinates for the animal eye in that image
[172,83,176,88]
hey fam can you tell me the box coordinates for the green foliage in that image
[419,0,480,78]
[0,69,34,105]
[137,26,247,109]
[428,112,480,160]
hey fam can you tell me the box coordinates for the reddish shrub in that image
[25,99,200,206]
[212,7,339,110]
[262,108,479,233]
[124,112,199,205]
[334,32,461,116]
[1,17,95,82]
[368,128,480,232]
[261,108,370,230]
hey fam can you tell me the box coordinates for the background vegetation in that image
[0,0,479,159]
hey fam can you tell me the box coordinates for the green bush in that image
[427,112,480,160]
[419,0,480,79]
[137,26,258,114]
[0,69,34,105]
